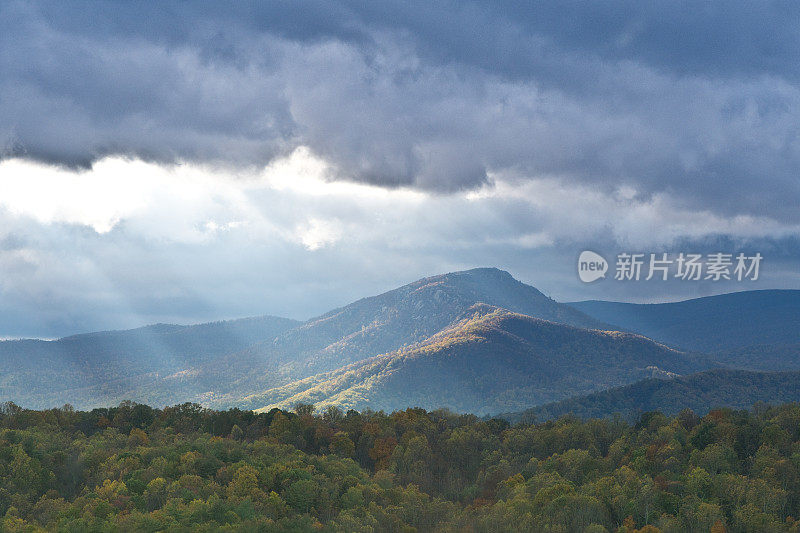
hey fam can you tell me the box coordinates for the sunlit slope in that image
[245,304,707,415]
[198,267,607,400]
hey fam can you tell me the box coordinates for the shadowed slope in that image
[503,368,800,423]
[0,315,301,409]
[569,290,800,352]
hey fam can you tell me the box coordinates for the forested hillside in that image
[0,315,300,410]
[244,305,708,415]
[710,343,800,372]
[2,401,800,531]
[505,369,800,423]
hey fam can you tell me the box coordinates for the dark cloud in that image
[3,0,800,219]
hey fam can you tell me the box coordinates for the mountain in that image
[569,289,800,352]
[0,315,300,409]
[242,304,708,415]
[504,368,800,423]
[194,268,609,402]
[1,268,605,410]
[7,270,795,416]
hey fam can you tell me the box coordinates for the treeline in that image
[1,401,800,531]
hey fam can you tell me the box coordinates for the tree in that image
[295,403,315,417]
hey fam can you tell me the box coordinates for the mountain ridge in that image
[3,269,796,416]
[569,289,800,351]
[0,314,302,409]
[1,268,609,410]
[191,267,608,400]
[244,303,708,415]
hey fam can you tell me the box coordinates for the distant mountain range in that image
[1,268,798,418]
[569,290,800,352]
[503,368,800,423]
[0,315,301,409]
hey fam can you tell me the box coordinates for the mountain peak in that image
[420,267,526,288]
[449,266,515,278]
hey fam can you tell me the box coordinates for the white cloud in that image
[5,3,800,223]
[2,152,797,252]
[0,158,147,232]
[296,218,343,251]
[0,152,798,337]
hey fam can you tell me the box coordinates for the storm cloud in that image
[1,1,800,337]
[3,1,800,218]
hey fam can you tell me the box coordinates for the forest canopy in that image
[1,400,799,532]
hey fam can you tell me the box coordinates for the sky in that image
[1,1,799,338]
